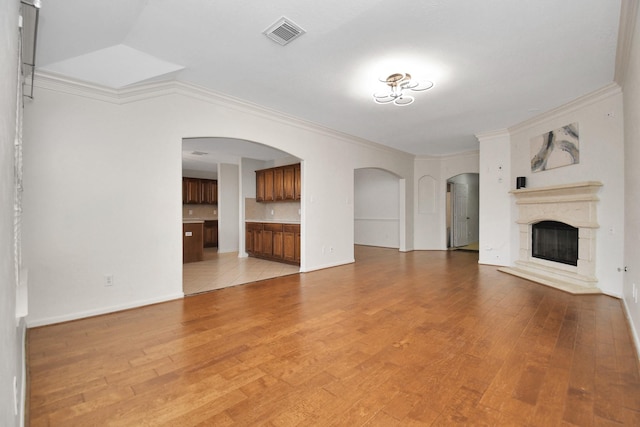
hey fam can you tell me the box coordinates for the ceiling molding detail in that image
[508,83,622,135]
[30,71,414,158]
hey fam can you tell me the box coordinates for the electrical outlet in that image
[105,275,114,286]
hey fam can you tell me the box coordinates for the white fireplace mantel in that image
[499,181,603,294]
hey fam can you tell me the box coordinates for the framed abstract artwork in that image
[530,123,579,172]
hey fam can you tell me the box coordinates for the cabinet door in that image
[184,178,201,204]
[263,169,275,201]
[246,225,253,254]
[200,180,218,204]
[283,166,295,200]
[294,164,301,200]
[256,170,265,202]
[295,230,301,263]
[283,231,295,262]
[261,229,273,256]
[182,178,188,204]
[273,231,284,259]
[204,221,218,248]
[274,167,285,201]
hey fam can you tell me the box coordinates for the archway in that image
[353,168,404,253]
[182,137,302,294]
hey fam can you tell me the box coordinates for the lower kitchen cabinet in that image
[246,222,300,265]
[203,220,218,248]
[183,222,204,263]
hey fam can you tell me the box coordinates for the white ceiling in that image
[35,0,621,156]
[182,138,295,174]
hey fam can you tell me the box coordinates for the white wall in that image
[480,85,624,296]
[414,152,479,250]
[1,1,23,425]
[218,163,240,253]
[477,130,512,265]
[22,76,415,325]
[622,1,640,350]
[354,168,399,248]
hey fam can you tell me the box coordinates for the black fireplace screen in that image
[531,221,578,266]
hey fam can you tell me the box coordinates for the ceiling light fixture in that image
[373,73,433,106]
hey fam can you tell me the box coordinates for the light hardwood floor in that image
[28,246,640,425]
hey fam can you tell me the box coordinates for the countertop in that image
[183,218,217,223]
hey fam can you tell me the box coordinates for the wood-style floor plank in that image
[27,246,640,425]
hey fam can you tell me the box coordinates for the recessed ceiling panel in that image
[39,44,184,88]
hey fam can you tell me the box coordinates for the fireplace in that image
[531,221,578,266]
[499,181,603,294]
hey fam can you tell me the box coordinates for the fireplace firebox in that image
[531,221,578,266]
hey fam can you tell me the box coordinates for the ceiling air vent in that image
[263,17,305,46]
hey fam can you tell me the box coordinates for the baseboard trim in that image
[26,293,185,327]
[622,297,640,360]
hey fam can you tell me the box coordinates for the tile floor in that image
[183,248,300,295]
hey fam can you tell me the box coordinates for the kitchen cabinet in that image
[294,164,301,200]
[201,180,217,204]
[246,222,263,255]
[283,224,297,262]
[183,178,201,204]
[203,220,218,248]
[246,222,300,265]
[182,177,217,204]
[263,169,275,202]
[274,167,285,201]
[255,163,300,202]
[183,222,204,263]
[256,170,265,202]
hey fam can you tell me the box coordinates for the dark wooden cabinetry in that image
[200,180,218,204]
[183,222,204,263]
[246,222,300,265]
[255,163,301,203]
[182,177,217,204]
[183,178,201,204]
[203,220,218,248]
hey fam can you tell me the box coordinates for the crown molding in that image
[614,0,639,85]
[414,149,479,160]
[29,71,414,159]
[508,82,622,135]
[475,128,510,142]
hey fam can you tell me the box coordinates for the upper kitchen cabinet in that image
[182,177,217,204]
[200,179,217,204]
[256,163,301,203]
[183,178,201,204]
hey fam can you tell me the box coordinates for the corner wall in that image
[622,0,640,350]
[414,152,479,250]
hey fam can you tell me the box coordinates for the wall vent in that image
[191,151,208,156]
[264,17,305,46]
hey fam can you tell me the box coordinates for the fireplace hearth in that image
[499,182,603,294]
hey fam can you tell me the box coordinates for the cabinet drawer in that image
[263,223,283,232]
[283,224,300,233]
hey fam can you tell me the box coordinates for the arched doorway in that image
[353,168,403,251]
[182,137,302,294]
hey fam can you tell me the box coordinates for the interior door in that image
[452,183,470,247]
